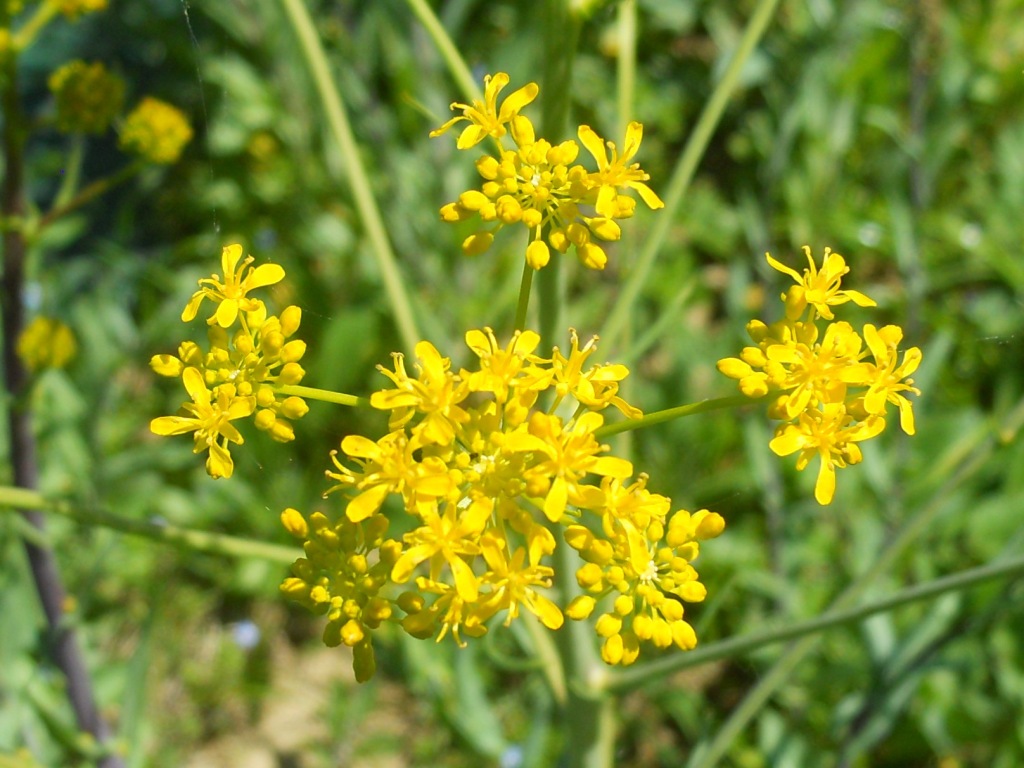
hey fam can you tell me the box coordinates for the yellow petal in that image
[215,298,239,328]
[577,124,607,167]
[247,263,285,289]
[346,484,390,522]
[814,459,836,505]
[497,82,539,122]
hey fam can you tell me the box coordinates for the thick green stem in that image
[278,0,420,353]
[0,487,298,564]
[595,394,759,439]
[600,0,782,353]
[277,383,372,409]
[602,550,1024,693]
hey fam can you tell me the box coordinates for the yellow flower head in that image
[17,316,77,372]
[285,328,721,680]
[578,121,664,218]
[182,244,286,327]
[119,96,193,164]
[719,245,921,504]
[767,246,876,321]
[152,250,306,476]
[59,0,107,19]
[435,73,662,271]
[430,72,539,149]
[48,60,125,135]
[150,368,255,479]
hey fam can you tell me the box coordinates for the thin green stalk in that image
[32,161,143,236]
[684,395,1024,768]
[277,383,371,409]
[616,0,637,139]
[603,551,1024,693]
[595,394,760,439]
[0,487,298,564]
[278,0,420,353]
[11,0,59,49]
[600,0,781,353]
[514,258,534,332]
[404,0,481,103]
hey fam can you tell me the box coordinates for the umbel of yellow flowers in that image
[283,328,723,682]
[718,246,922,505]
[432,72,664,271]
[150,245,308,479]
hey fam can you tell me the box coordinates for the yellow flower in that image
[577,121,664,218]
[150,368,255,479]
[17,316,77,372]
[767,246,876,321]
[48,60,124,134]
[119,96,192,164]
[371,340,470,448]
[769,403,885,505]
[719,246,921,504]
[430,72,539,149]
[391,496,493,601]
[860,324,922,435]
[181,244,285,327]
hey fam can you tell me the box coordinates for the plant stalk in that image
[1,43,124,768]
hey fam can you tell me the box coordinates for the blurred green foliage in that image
[3,0,1024,765]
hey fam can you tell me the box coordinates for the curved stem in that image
[0,486,298,564]
[600,0,782,353]
[277,383,372,409]
[602,550,1024,694]
[278,0,421,353]
[595,394,760,439]
[404,0,481,103]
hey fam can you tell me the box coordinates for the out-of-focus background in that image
[3,1,1024,765]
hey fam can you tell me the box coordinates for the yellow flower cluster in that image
[150,244,308,479]
[281,328,723,680]
[16,316,77,372]
[718,247,922,504]
[48,60,124,135]
[119,96,193,164]
[432,72,664,270]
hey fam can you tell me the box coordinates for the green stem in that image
[615,0,637,138]
[11,0,59,50]
[277,383,372,409]
[278,0,420,354]
[31,161,143,237]
[600,0,782,353]
[595,394,759,439]
[0,486,298,564]
[602,551,1024,694]
[513,258,534,332]
[684,394,1024,768]
[404,0,481,103]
